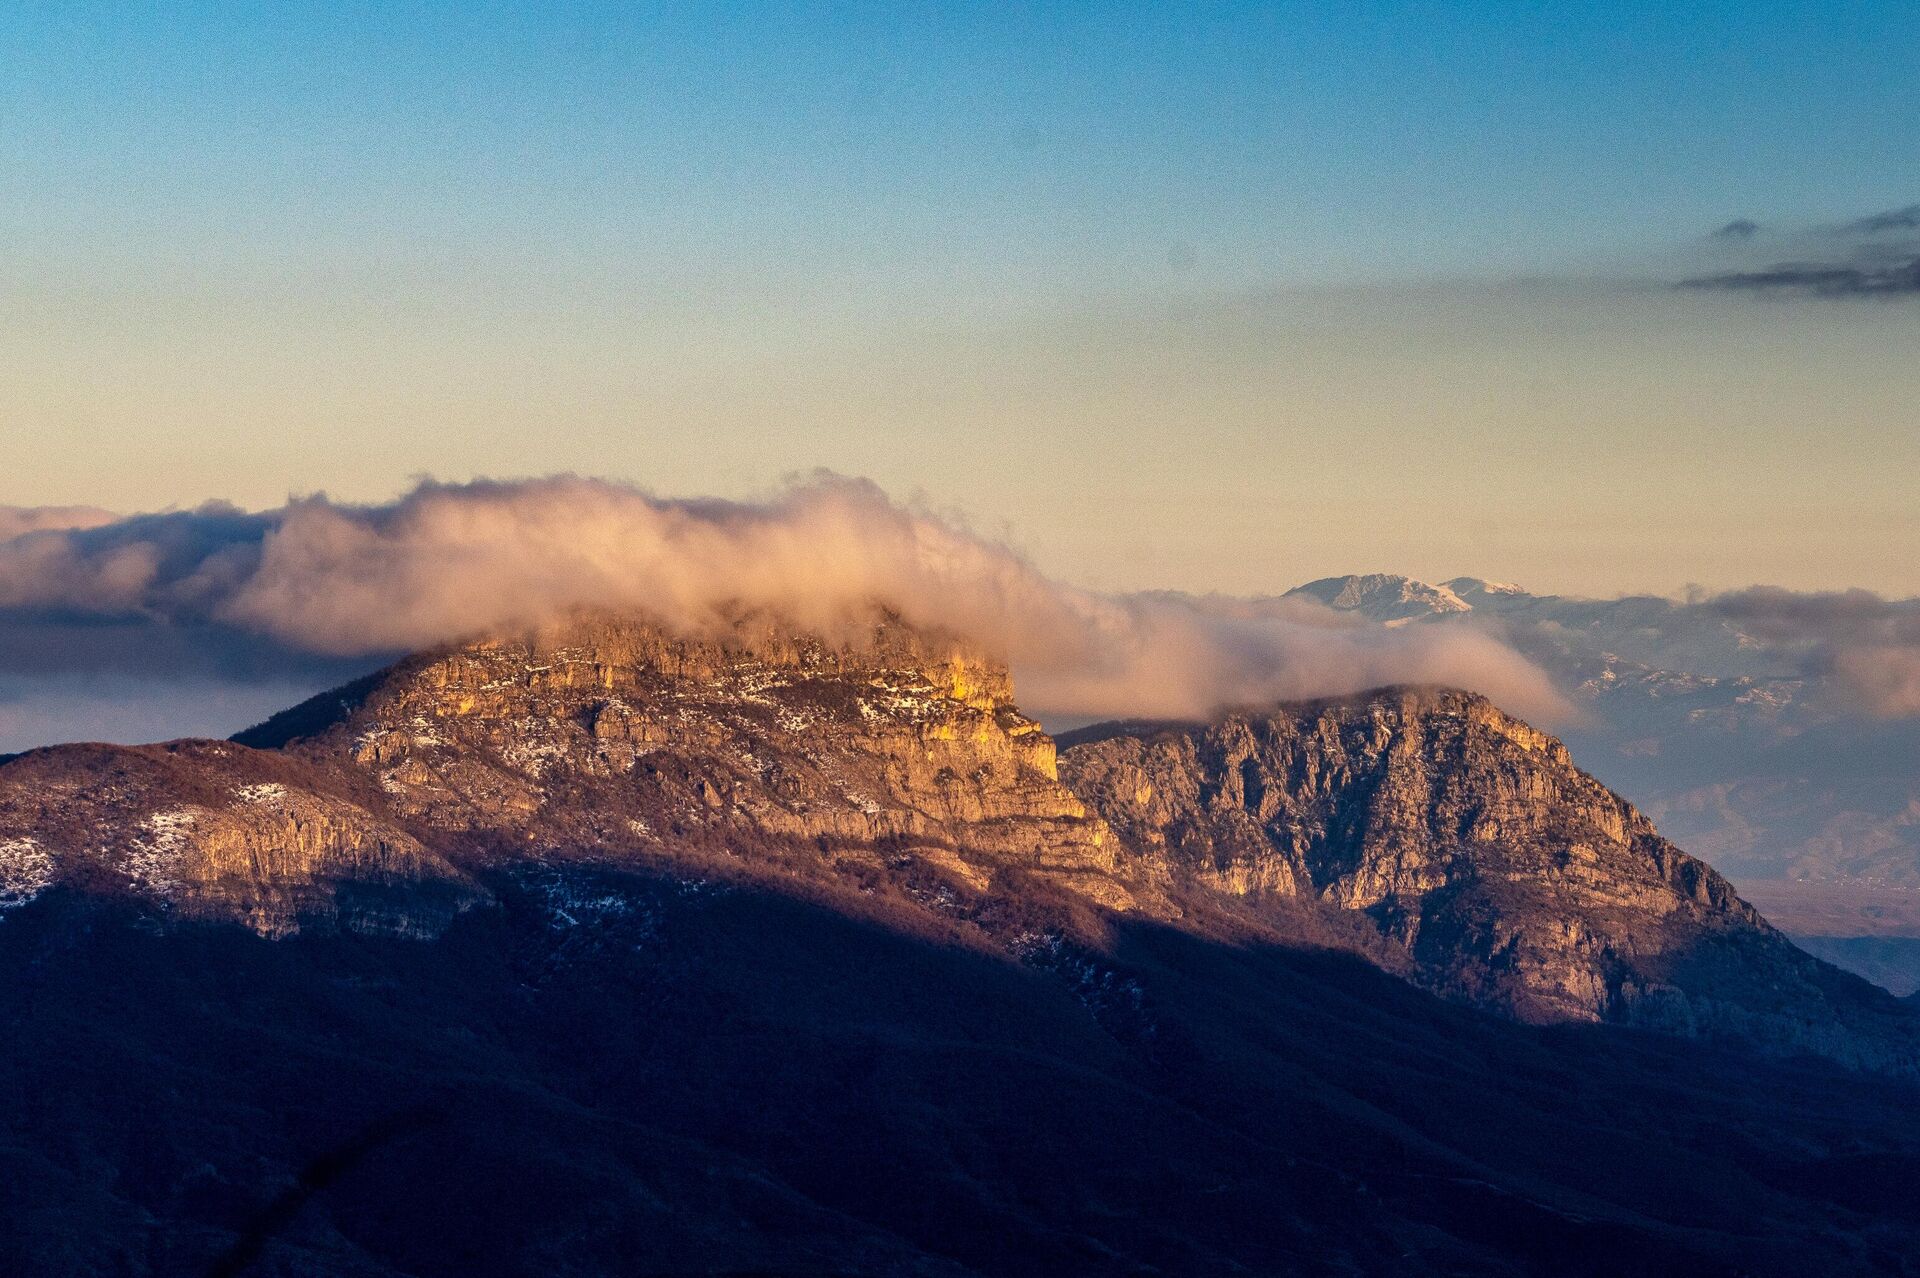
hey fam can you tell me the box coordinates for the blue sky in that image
[8,3,1915,273]
[3,2,1918,595]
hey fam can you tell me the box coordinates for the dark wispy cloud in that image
[1709,587,1920,717]
[1678,257,1920,297]
[1843,204,1920,235]
[1678,204,1920,298]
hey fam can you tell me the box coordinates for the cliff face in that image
[277,612,1124,900]
[0,612,1130,935]
[0,741,474,936]
[1059,688,1916,1069]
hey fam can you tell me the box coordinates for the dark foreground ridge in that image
[3,611,1919,1274]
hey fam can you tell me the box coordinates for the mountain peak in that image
[1058,686,1920,1070]
[1285,574,1473,622]
[237,608,1007,751]
[1441,575,1529,599]
[255,608,1095,862]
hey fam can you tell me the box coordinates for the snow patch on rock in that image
[125,808,198,895]
[0,836,55,912]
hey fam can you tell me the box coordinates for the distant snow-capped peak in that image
[1285,574,1483,622]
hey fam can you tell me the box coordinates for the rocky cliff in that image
[1058,687,1919,1070]
[0,611,1132,935]
[0,740,476,936]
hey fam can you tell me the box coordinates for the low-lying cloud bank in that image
[1710,587,1920,718]
[0,477,1569,742]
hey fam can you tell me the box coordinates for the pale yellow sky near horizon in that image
[6,277,1917,599]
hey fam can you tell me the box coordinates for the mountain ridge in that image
[1281,573,1920,919]
[3,609,1914,1073]
[1058,685,1918,1070]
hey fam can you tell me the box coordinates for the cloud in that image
[1830,647,1920,718]
[0,502,270,616]
[1708,587,1920,717]
[0,474,1572,736]
[1006,590,1569,725]
[1843,204,1920,235]
[0,505,119,542]
[1677,257,1920,297]
[1678,202,1920,298]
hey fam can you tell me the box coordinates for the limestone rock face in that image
[0,611,1129,936]
[0,741,474,935]
[267,612,1119,893]
[1059,687,1919,1070]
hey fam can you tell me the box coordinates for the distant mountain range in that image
[4,611,1920,1273]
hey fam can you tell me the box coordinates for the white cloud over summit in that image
[0,474,1570,738]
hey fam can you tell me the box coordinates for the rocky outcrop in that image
[270,612,1124,898]
[1058,687,1920,1070]
[0,741,474,935]
[0,611,1132,937]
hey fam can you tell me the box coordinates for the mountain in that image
[1,613,1127,940]
[4,610,1910,1067]
[1443,576,1533,605]
[1058,688,1917,1070]
[5,611,1920,1273]
[1286,573,1771,670]
[1283,574,1920,937]
[1288,573,1474,624]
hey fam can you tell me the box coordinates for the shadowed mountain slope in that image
[6,869,1920,1276]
